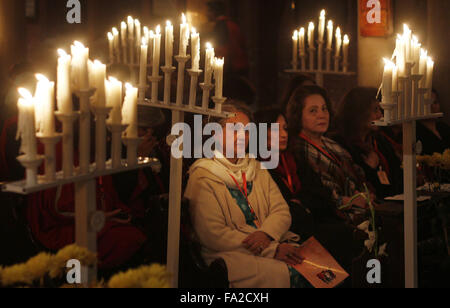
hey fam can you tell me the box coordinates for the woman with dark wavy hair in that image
[286,85,372,221]
[333,87,403,199]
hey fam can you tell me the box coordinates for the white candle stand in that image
[308,47,316,71]
[161,66,176,105]
[75,88,96,175]
[37,134,62,182]
[17,155,44,187]
[55,112,79,178]
[122,137,143,167]
[325,48,332,71]
[137,85,149,104]
[411,74,422,117]
[212,96,227,114]
[92,107,112,171]
[334,55,341,72]
[175,55,191,106]
[106,124,128,169]
[199,83,214,110]
[187,69,203,109]
[148,76,163,105]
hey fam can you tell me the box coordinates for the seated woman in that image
[334,87,403,199]
[185,101,309,288]
[286,86,372,220]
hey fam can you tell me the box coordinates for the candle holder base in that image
[175,55,191,63]
[75,88,97,99]
[212,97,227,113]
[91,106,113,118]
[161,66,176,74]
[17,155,45,187]
[122,137,144,168]
[199,83,214,91]
[37,134,62,182]
[107,124,128,169]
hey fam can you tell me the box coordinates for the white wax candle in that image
[165,21,174,67]
[191,28,200,70]
[112,27,120,62]
[425,57,434,98]
[135,19,141,49]
[205,43,215,85]
[71,41,89,90]
[412,36,421,74]
[17,88,37,159]
[396,34,406,77]
[403,24,412,62]
[318,10,326,42]
[153,25,161,77]
[308,22,315,49]
[327,20,333,49]
[127,16,134,42]
[180,13,190,56]
[292,30,298,66]
[382,59,394,104]
[392,65,398,92]
[106,77,123,125]
[57,49,72,114]
[419,49,428,88]
[214,58,224,98]
[335,27,342,57]
[139,37,148,87]
[108,32,114,63]
[91,60,106,107]
[122,83,138,138]
[121,21,127,62]
[343,34,349,64]
[34,74,55,137]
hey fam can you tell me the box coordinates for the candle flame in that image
[403,24,410,33]
[182,13,187,24]
[327,20,333,28]
[427,57,434,65]
[166,20,172,27]
[308,22,314,30]
[206,42,213,50]
[127,16,134,24]
[383,58,395,69]
[156,25,161,34]
[112,27,119,35]
[108,76,119,83]
[57,49,68,57]
[121,21,127,29]
[142,37,148,46]
[35,73,50,83]
[108,32,113,40]
[191,27,198,35]
[93,59,104,67]
[293,30,298,40]
[18,88,33,100]
[74,41,85,48]
[343,34,349,44]
[420,49,428,58]
[336,27,341,37]
[300,27,305,35]
[320,10,325,18]
[134,19,140,27]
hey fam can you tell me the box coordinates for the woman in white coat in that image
[184,101,310,288]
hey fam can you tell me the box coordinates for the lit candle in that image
[90,60,107,107]
[326,20,333,49]
[106,77,123,125]
[148,30,155,66]
[127,16,134,41]
[382,59,394,103]
[419,49,428,88]
[71,41,89,90]
[34,74,55,137]
[318,10,326,43]
[121,21,127,63]
[343,34,349,65]
[308,22,315,49]
[205,43,215,85]
[425,57,434,99]
[403,24,412,62]
[17,88,37,159]
[134,19,141,49]
[179,13,190,56]
[165,21,174,67]
[139,37,148,87]
[392,64,398,92]
[214,58,224,98]
[396,34,406,77]
[335,27,342,57]
[191,27,200,70]
[152,25,161,77]
[122,83,138,138]
[299,27,306,56]
[292,30,298,67]
[108,32,114,63]
[112,27,120,62]
[412,35,421,74]
[57,49,72,114]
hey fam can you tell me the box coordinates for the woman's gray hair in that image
[208,100,254,126]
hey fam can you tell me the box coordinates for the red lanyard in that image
[299,133,342,167]
[373,140,390,177]
[228,172,261,228]
[280,153,294,193]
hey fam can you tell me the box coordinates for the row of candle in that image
[381,25,435,122]
[292,10,350,72]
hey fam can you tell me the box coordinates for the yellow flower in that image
[49,245,97,279]
[0,264,32,287]
[25,252,53,284]
[108,264,171,288]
